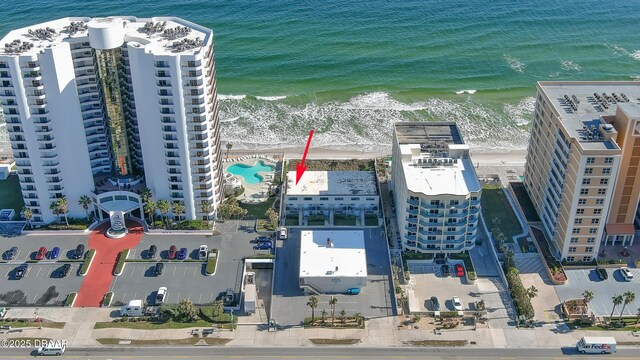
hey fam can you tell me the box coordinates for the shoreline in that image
[229,147,527,164]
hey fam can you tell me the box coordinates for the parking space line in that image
[35,266,43,278]
[32,292,39,304]
[183,267,188,277]
[177,292,181,301]
[210,293,214,303]
[121,292,127,302]
[133,292,137,300]
[198,293,202,304]
[187,293,192,301]
[172,266,177,277]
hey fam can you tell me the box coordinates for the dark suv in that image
[595,267,608,280]
[430,296,441,311]
[224,288,235,305]
[73,244,85,260]
[441,264,451,277]
[154,262,164,276]
[148,245,158,259]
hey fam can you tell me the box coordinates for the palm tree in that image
[611,294,624,322]
[140,188,152,204]
[307,295,319,322]
[397,293,408,315]
[49,202,60,222]
[582,290,594,320]
[329,296,338,325]
[156,200,170,227]
[22,207,33,229]
[145,199,157,225]
[56,197,69,228]
[225,143,232,159]
[213,299,224,317]
[340,309,347,323]
[78,195,92,220]
[201,200,212,222]
[171,201,185,222]
[320,309,328,323]
[526,286,538,300]
[619,291,636,321]
[636,307,640,324]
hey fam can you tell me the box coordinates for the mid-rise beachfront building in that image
[391,122,481,257]
[284,171,379,226]
[0,17,223,224]
[524,81,640,263]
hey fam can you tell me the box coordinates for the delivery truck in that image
[120,300,144,317]
[576,336,616,354]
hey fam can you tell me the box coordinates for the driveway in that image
[515,253,561,323]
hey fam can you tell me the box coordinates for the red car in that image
[35,246,47,260]
[168,245,177,260]
[455,264,465,277]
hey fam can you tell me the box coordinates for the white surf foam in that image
[218,94,247,100]
[255,95,287,101]
[503,97,536,126]
[455,90,477,95]
[503,54,526,73]
[561,60,582,71]
[631,50,640,61]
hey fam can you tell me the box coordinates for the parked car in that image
[168,245,177,260]
[148,245,157,259]
[452,296,463,311]
[49,246,60,260]
[73,244,85,260]
[156,287,167,305]
[346,288,361,295]
[279,227,288,240]
[60,263,72,278]
[3,246,17,260]
[441,264,451,277]
[430,296,441,311]
[177,247,188,260]
[224,288,235,305]
[15,264,28,279]
[253,241,273,250]
[455,264,465,277]
[595,267,608,280]
[36,247,47,260]
[255,236,272,243]
[154,262,164,276]
[619,267,634,281]
[198,245,209,260]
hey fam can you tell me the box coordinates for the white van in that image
[120,299,144,317]
[279,227,288,240]
[37,344,66,356]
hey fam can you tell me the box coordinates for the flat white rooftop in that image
[286,171,377,196]
[299,230,367,279]
[0,16,211,56]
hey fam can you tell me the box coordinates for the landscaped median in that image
[114,249,130,276]
[97,338,231,346]
[205,249,219,276]
[64,292,77,307]
[102,291,113,307]
[79,249,96,276]
[0,320,65,329]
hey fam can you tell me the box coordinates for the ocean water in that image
[1,0,640,152]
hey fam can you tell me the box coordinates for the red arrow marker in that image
[295,130,314,185]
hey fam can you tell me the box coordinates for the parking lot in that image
[1,234,88,263]
[408,262,476,312]
[556,267,640,317]
[0,262,84,306]
[110,220,267,308]
[271,227,395,326]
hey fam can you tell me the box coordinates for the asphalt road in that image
[0,346,637,359]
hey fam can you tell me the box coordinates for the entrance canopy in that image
[93,191,143,218]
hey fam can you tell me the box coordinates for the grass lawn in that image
[0,321,65,329]
[404,340,468,347]
[0,175,24,218]
[94,319,216,330]
[481,187,522,242]
[510,182,540,222]
[309,338,361,345]
[285,217,298,226]
[239,196,277,219]
[334,215,356,226]
[364,216,379,226]
[97,338,231,346]
[307,216,325,226]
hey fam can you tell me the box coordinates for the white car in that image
[198,245,209,260]
[452,296,463,311]
[279,227,288,240]
[156,287,167,305]
[620,267,634,281]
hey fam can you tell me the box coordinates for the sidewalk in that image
[3,308,639,349]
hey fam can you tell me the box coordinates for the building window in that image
[587,237,595,243]
[595,199,604,205]
[351,197,358,201]
[593,209,602,215]
[570,237,579,243]
[582,178,591,185]
[566,256,575,262]
[580,189,589,195]
[589,228,598,234]
[586,157,595,164]
[576,208,584,215]
[582,256,591,262]
[365,197,375,201]
[604,157,613,164]
[445,244,455,249]
[303,197,312,201]
[597,189,606,195]
[430,200,440,206]
[446,236,455,241]
[584,168,593,174]
[578,199,586,205]
[599,179,608,185]
[591,218,599,224]
[335,197,343,200]
[450,200,459,205]
[572,228,580,234]
[289,197,297,200]
[569,247,576,253]
[602,168,611,174]
[319,197,328,201]
[585,247,594,253]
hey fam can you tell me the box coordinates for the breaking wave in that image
[455,90,477,95]
[503,54,526,73]
[561,60,582,71]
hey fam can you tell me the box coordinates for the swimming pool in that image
[226,160,275,185]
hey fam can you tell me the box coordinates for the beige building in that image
[524,81,640,263]
[392,122,481,257]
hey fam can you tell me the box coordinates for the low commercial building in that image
[299,229,367,294]
[0,157,14,180]
[392,122,481,257]
[285,171,379,226]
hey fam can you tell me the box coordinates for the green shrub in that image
[64,292,77,307]
[79,249,95,275]
[439,311,460,318]
[102,291,113,307]
[505,266,535,320]
[114,249,129,275]
[205,252,217,275]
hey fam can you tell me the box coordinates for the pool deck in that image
[224,155,278,203]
